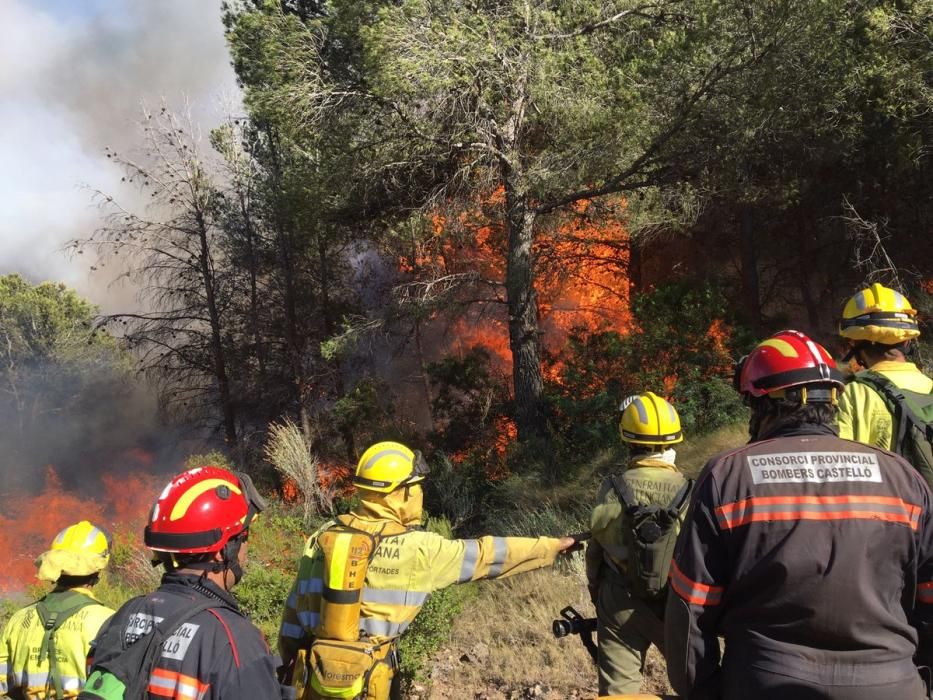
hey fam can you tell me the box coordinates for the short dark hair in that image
[749,395,837,429]
[57,573,100,589]
[854,340,913,363]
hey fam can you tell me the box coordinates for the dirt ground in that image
[419,566,673,700]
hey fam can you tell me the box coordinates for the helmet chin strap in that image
[157,537,245,588]
[222,538,245,586]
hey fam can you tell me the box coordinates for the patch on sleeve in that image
[160,622,201,661]
[748,452,881,484]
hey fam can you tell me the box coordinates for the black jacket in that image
[89,572,282,699]
[665,424,933,697]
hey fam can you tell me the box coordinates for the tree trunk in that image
[240,192,267,384]
[795,214,821,332]
[629,237,643,294]
[265,127,311,441]
[195,214,237,446]
[406,228,435,430]
[317,230,355,460]
[413,317,435,429]
[739,206,763,333]
[504,191,546,441]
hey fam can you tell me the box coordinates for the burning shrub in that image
[544,280,749,469]
[264,418,335,524]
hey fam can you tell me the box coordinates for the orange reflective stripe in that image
[715,495,920,531]
[148,667,211,699]
[918,582,933,604]
[669,560,724,606]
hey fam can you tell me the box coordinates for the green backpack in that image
[854,371,933,490]
[35,590,98,699]
[610,475,693,601]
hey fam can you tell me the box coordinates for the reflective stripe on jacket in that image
[88,573,282,700]
[664,425,933,697]
[279,511,562,667]
[0,588,112,699]
[837,361,933,449]
[585,455,687,587]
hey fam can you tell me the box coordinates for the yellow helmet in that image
[353,441,429,493]
[839,283,920,344]
[619,392,683,446]
[35,520,111,582]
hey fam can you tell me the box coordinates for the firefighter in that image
[0,521,114,699]
[664,330,933,699]
[279,441,577,699]
[83,467,287,699]
[837,282,932,448]
[586,392,690,696]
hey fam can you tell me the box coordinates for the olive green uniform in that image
[586,456,687,696]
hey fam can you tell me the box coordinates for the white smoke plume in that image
[0,0,241,313]
[0,1,243,496]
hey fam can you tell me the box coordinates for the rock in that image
[460,641,491,664]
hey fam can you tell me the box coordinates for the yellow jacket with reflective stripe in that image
[837,361,933,450]
[0,588,114,699]
[586,455,687,587]
[279,494,562,668]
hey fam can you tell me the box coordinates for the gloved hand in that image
[558,532,591,554]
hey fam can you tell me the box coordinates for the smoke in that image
[0,0,241,313]
[0,1,239,502]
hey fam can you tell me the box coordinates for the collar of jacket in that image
[160,571,240,609]
[51,585,100,601]
[865,360,922,374]
[352,487,422,529]
[628,452,679,471]
[755,421,838,442]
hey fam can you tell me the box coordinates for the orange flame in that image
[0,461,159,593]
[405,192,632,382]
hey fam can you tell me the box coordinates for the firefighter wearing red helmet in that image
[82,467,290,699]
[664,330,933,700]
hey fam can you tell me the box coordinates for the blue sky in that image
[0,0,241,311]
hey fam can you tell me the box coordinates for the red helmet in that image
[144,466,265,555]
[735,330,844,401]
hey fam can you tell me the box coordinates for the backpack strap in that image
[855,371,926,454]
[611,474,692,515]
[609,475,639,512]
[36,590,99,698]
[666,479,694,518]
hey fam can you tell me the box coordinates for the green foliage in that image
[231,505,310,639]
[331,376,401,450]
[0,274,119,365]
[427,349,510,458]
[248,506,312,569]
[423,455,490,533]
[184,451,234,471]
[540,281,749,474]
[0,597,23,630]
[0,274,134,477]
[397,514,477,688]
[237,564,295,640]
[397,582,476,688]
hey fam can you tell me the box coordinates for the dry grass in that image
[423,424,752,699]
[426,565,673,699]
[264,418,334,523]
[674,422,748,478]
